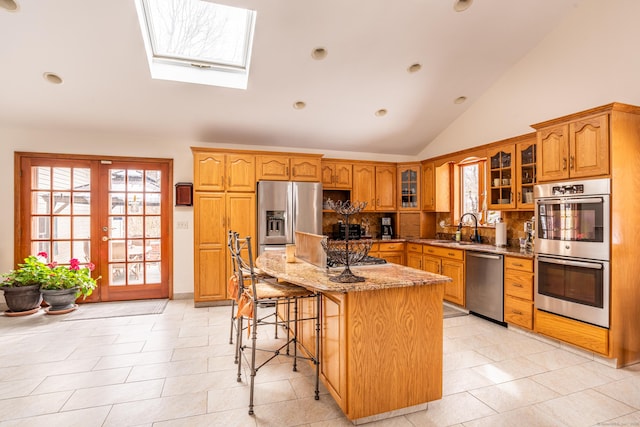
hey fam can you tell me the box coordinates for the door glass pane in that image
[145,193,161,215]
[53,192,71,214]
[128,170,144,192]
[146,262,161,283]
[110,240,126,262]
[32,167,51,190]
[52,241,71,263]
[147,239,161,261]
[52,168,71,190]
[31,216,50,239]
[73,168,91,190]
[128,193,143,214]
[110,193,125,214]
[146,170,161,192]
[73,240,90,262]
[109,217,125,239]
[72,192,91,214]
[31,241,50,259]
[73,217,91,239]
[53,216,71,239]
[32,192,50,214]
[145,216,161,238]
[110,169,126,191]
[127,217,143,238]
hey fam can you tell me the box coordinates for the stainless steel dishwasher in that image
[466,251,505,323]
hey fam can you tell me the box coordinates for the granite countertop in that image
[256,250,452,293]
[408,239,534,259]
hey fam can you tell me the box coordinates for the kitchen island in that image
[256,251,452,423]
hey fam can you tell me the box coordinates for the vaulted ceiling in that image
[0,0,581,155]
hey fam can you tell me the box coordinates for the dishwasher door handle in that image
[468,253,502,260]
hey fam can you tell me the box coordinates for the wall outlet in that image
[176,221,189,230]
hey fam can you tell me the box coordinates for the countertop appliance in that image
[381,217,393,240]
[466,251,504,323]
[257,181,322,254]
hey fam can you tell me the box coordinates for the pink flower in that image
[87,262,95,272]
[69,258,80,271]
[37,251,48,258]
[48,261,58,268]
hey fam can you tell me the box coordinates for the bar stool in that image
[227,230,282,364]
[231,232,320,415]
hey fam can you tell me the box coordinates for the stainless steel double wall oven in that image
[534,178,610,328]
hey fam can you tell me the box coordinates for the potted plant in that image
[40,257,99,312]
[1,252,50,314]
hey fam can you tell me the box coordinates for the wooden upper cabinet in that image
[515,137,537,209]
[352,163,396,211]
[194,152,225,191]
[422,161,451,212]
[352,164,376,211]
[256,154,321,181]
[570,114,609,179]
[321,160,352,189]
[487,144,516,210]
[536,113,609,182]
[193,151,255,192]
[421,162,435,211]
[226,154,256,192]
[375,165,397,211]
[398,163,420,210]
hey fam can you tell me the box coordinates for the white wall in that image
[419,0,640,159]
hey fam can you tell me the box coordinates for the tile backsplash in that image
[435,211,534,247]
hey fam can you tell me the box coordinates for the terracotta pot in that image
[1,284,42,313]
[41,287,79,312]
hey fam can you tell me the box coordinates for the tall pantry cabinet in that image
[192,149,256,305]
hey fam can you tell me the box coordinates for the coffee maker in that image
[381,217,393,240]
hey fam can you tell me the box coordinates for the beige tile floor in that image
[0,300,639,426]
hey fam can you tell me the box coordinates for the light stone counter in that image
[256,250,452,293]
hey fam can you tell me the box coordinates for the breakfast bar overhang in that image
[256,250,452,423]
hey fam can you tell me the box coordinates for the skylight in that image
[136,0,256,89]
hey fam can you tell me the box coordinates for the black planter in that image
[41,287,79,312]
[1,284,42,313]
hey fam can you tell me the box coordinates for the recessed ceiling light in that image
[407,63,422,73]
[0,0,18,11]
[293,101,306,110]
[453,0,473,12]
[311,47,328,60]
[43,72,63,85]
[375,109,388,117]
[454,96,467,104]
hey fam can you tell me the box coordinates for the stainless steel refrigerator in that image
[257,181,323,254]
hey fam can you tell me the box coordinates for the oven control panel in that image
[552,184,584,195]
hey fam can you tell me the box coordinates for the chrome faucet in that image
[459,213,481,243]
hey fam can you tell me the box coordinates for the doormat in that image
[443,304,468,319]
[63,299,168,321]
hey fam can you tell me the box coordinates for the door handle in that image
[562,158,567,171]
[102,236,110,241]
[570,155,574,170]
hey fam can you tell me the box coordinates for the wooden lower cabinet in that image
[375,242,404,265]
[193,192,255,304]
[535,309,609,355]
[503,256,534,329]
[320,284,444,420]
[422,245,465,306]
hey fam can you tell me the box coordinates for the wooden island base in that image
[256,252,449,423]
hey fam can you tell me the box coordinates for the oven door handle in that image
[536,197,604,205]
[537,256,604,270]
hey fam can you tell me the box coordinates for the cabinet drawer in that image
[505,296,533,329]
[370,243,380,252]
[535,309,609,355]
[406,243,423,253]
[378,242,404,252]
[504,272,533,300]
[504,256,533,272]
[423,245,464,261]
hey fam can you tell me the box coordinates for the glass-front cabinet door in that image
[487,145,515,209]
[398,164,420,210]
[516,139,536,209]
